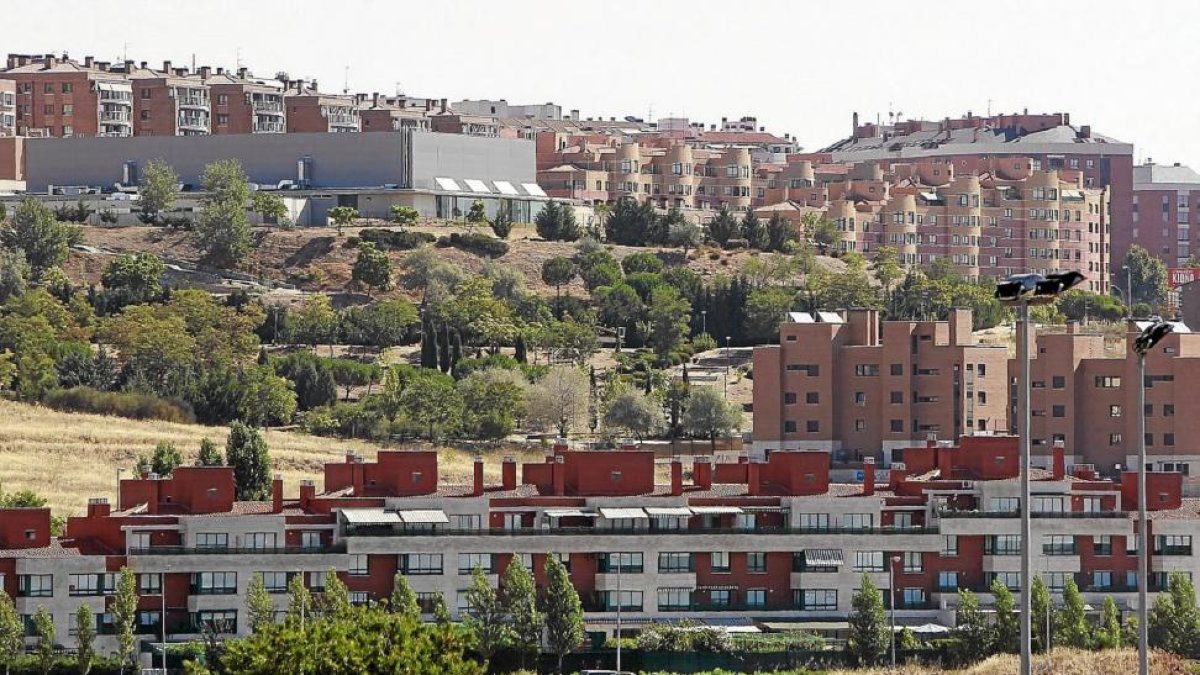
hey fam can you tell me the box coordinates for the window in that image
[603,590,642,611]
[1092,571,1113,590]
[941,536,958,557]
[890,391,903,404]
[1044,572,1070,592]
[890,364,903,376]
[139,573,162,595]
[894,512,913,528]
[657,587,692,611]
[937,571,959,591]
[1052,375,1065,389]
[194,610,237,634]
[1165,433,1176,447]
[854,551,884,572]
[260,571,289,593]
[62,82,73,93]
[784,421,796,433]
[796,513,830,531]
[797,589,837,610]
[785,363,819,375]
[710,551,730,573]
[1109,405,1122,417]
[1094,535,1113,556]
[196,533,229,550]
[853,391,866,406]
[1095,376,1121,388]
[62,104,73,115]
[349,591,369,605]
[1031,496,1064,513]
[989,497,1020,512]
[140,109,150,120]
[843,513,873,530]
[805,392,819,404]
[246,532,278,550]
[192,572,237,595]
[449,514,481,530]
[402,553,443,575]
[988,572,1021,591]
[783,392,797,405]
[854,419,866,431]
[601,552,643,573]
[658,552,693,573]
[70,574,109,596]
[855,364,880,376]
[901,588,926,608]
[1082,497,1102,513]
[18,575,52,597]
[1043,535,1075,555]
[457,553,495,574]
[889,419,903,432]
[217,113,229,126]
[986,535,1022,555]
[217,94,228,105]
[806,420,820,433]
[349,554,369,576]
[44,83,53,93]
[902,551,922,572]
[1052,404,1066,418]
[307,571,327,591]
[747,552,767,573]
[1110,433,1123,446]
[300,531,322,550]
[1155,535,1192,556]
[746,588,766,608]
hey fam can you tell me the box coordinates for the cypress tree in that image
[450,330,463,374]
[514,333,527,364]
[420,322,438,370]
[437,324,451,373]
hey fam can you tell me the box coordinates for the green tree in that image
[197,437,224,466]
[286,574,313,624]
[286,294,338,353]
[1058,290,1125,322]
[741,211,767,250]
[463,566,509,662]
[745,286,794,342]
[101,252,165,309]
[1149,570,1200,656]
[112,567,138,675]
[1120,244,1169,310]
[541,256,577,306]
[137,159,180,225]
[535,201,580,242]
[390,205,419,227]
[75,604,96,675]
[401,368,463,441]
[602,386,661,440]
[503,558,543,669]
[458,369,526,441]
[543,553,583,673]
[765,213,795,252]
[1030,575,1052,653]
[682,386,743,452]
[872,245,904,310]
[327,206,359,236]
[0,248,29,303]
[706,206,738,247]
[490,201,514,239]
[952,589,989,665]
[247,573,277,633]
[604,197,657,246]
[526,365,589,437]
[195,159,252,266]
[1055,577,1090,648]
[340,298,419,347]
[1,200,82,280]
[251,191,289,229]
[647,285,690,363]
[318,570,353,618]
[351,241,393,295]
[990,578,1019,654]
[621,251,663,276]
[225,421,271,501]
[1095,596,1123,649]
[804,211,841,253]
[33,606,54,675]
[390,574,420,620]
[150,441,183,476]
[847,574,888,666]
[667,219,703,253]
[0,592,22,675]
[465,200,487,229]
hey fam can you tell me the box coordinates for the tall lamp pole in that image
[1133,318,1173,675]
[890,554,902,668]
[615,553,623,674]
[995,271,1085,675]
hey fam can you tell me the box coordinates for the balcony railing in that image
[940,510,1129,519]
[100,111,131,123]
[177,96,209,108]
[252,100,284,113]
[341,525,941,538]
[189,586,237,596]
[253,121,285,133]
[129,544,346,556]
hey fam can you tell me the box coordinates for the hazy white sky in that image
[15,0,1198,164]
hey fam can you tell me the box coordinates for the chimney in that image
[86,497,111,518]
[670,459,683,497]
[862,457,875,496]
[1052,440,1066,481]
[889,462,909,491]
[694,456,712,490]
[299,480,315,510]
[472,456,484,497]
[139,61,147,70]
[926,432,938,450]
[553,455,566,496]
[162,60,172,74]
[216,67,225,75]
[42,55,55,70]
[570,109,579,120]
[747,461,761,496]
[271,474,283,513]
[440,98,448,113]
[852,111,859,133]
[83,56,93,68]
[553,439,570,456]
[237,66,248,79]
[199,66,211,79]
[502,456,517,491]
[372,92,380,107]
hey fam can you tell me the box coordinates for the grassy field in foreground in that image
[826,647,1194,674]
[0,400,543,519]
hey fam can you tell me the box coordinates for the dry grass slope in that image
[0,400,541,519]
[829,648,1194,675]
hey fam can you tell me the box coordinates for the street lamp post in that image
[615,554,623,674]
[161,564,170,675]
[701,309,707,337]
[1133,318,1174,675]
[995,271,1085,675]
[890,554,902,668]
[724,336,732,399]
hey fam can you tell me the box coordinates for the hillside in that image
[0,400,542,519]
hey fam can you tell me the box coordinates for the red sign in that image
[1168,268,1200,288]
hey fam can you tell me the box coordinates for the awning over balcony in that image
[493,181,519,195]
[599,507,649,520]
[521,182,548,197]
[340,508,401,525]
[434,177,461,191]
[544,509,598,518]
[644,506,694,517]
[688,506,744,515]
[804,549,844,567]
[397,510,449,524]
[463,179,491,193]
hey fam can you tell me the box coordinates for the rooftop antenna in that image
[648,102,654,123]
[191,53,196,71]
[395,81,403,96]
[235,47,243,69]
[987,98,993,116]
[343,65,349,94]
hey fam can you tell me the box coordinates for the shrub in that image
[358,228,436,251]
[725,238,749,250]
[439,232,509,258]
[43,386,195,423]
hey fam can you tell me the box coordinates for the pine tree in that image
[989,578,1019,654]
[225,421,271,501]
[1055,577,1090,648]
[432,592,452,626]
[111,567,138,675]
[0,592,22,675]
[246,573,277,633]
[75,604,96,675]
[390,574,420,620]
[196,437,224,466]
[503,558,543,669]
[542,554,583,673]
[847,574,888,666]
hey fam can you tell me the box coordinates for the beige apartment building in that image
[752,308,1010,465]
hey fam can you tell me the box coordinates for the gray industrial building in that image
[21,130,548,224]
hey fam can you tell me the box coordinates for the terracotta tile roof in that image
[1145,499,1200,521]
[0,541,82,559]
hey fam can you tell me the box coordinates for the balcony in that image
[100,110,131,123]
[327,113,359,127]
[129,544,346,555]
[340,525,940,538]
[252,100,284,114]
[253,121,285,133]
[189,586,237,596]
[177,115,209,131]
[177,96,209,109]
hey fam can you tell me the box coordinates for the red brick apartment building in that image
[753,309,1010,465]
[284,81,359,133]
[1131,160,1200,267]
[2,54,133,137]
[1,440,1194,662]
